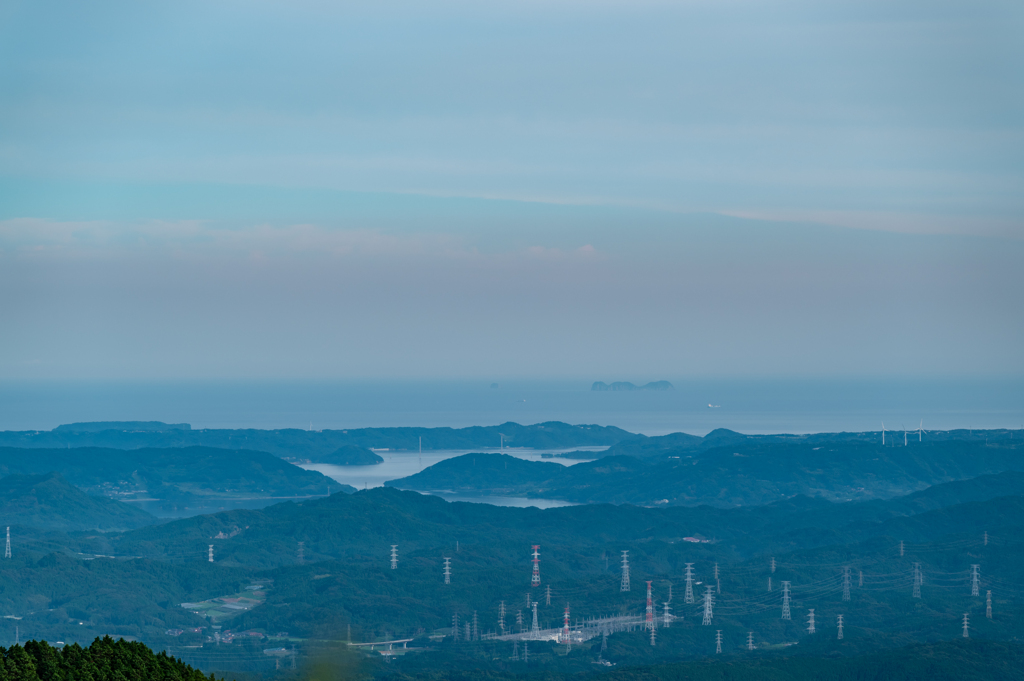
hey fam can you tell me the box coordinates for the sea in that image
[1,378,1020,435]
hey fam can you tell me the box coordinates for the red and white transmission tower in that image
[562,606,571,648]
[531,545,541,586]
[645,581,654,631]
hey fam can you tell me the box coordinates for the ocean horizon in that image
[1,377,1021,436]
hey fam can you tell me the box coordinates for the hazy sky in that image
[1,0,1021,381]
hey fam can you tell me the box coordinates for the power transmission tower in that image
[620,551,630,592]
[912,562,922,599]
[645,581,654,632]
[842,567,851,601]
[962,613,970,638]
[390,545,398,570]
[768,576,772,592]
[516,610,524,633]
[986,591,992,619]
[443,557,451,584]
[701,586,714,625]
[971,565,980,596]
[781,581,791,620]
[562,606,571,650]
[546,585,551,606]
[452,613,459,642]
[511,640,519,661]
[531,545,541,586]
[984,531,988,546]
[806,609,816,634]
[684,563,695,603]
[531,602,539,636]
[837,614,844,640]
[472,611,479,641]
[714,562,720,593]
[208,544,214,562]
[747,631,754,651]
[499,601,506,635]
[715,630,722,654]
[662,601,672,627]
[297,541,305,564]
[526,593,531,608]
[4,527,9,559]
[770,557,775,573]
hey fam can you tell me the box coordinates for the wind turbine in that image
[903,425,907,447]
[918,420,923,442]
[881,422,885,446]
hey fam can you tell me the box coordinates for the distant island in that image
[591,380,673,391]
[54,421,192,432]
[323,444,384,465]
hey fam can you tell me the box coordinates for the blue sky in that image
[1,0,1021,380]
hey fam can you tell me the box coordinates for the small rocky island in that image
[591,381,673,391]
[323,444,385,465]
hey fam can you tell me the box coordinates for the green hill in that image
[0,472,156,531]
[322,445,384,465]
[387,441,1024,506]
[0,446,343,503]
[0,421,634,462]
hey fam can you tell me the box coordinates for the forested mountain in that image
[388,441,1024,506]
[0,422,633,462]
[0,472,156,531]
[0,446,345,503]
[0,472,1017,676]
[601,427,1024,460]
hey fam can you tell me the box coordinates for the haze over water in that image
[2,378,1020,436]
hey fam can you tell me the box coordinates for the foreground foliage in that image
[2,636,216,681]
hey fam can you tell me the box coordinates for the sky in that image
[1,0,1022,381]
